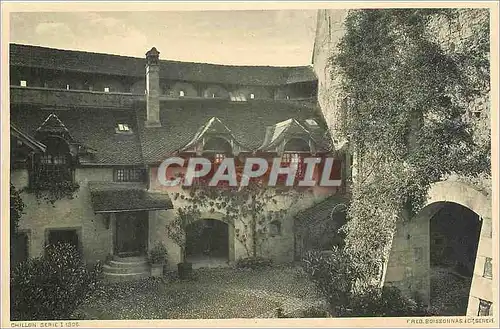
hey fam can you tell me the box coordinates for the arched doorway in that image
[428,202,482,315]
[185,218,232,268]
[384,180,493,316]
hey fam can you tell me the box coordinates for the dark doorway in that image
[115,211,148,257]
[11,232,29,268]
[185,219,229,265]
[429,202,482,315]
[47,229,79,251]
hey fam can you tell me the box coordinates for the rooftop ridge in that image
[10,43,314,70]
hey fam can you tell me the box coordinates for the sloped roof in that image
[10,104,144,165]
[137,99,332,164]
[258,118,316,151]
[10,98,333,165]
[88,182,173,213]
[10,43,317,86]
[10,123,46,153]
[295,194,349,230]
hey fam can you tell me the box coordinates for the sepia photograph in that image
[1,1,498,327]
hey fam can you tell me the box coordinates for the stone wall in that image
[147,168,335,265]
[11,167,115,265]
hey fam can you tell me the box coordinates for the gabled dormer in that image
[258,118,319,156]
[178,117,250,160]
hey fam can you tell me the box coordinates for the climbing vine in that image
[24,171,80,206]
[166,180,304,260]
[332,9,490,282]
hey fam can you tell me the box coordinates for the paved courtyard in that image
[72,265,325,320]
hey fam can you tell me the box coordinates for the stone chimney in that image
[145,47,161,127]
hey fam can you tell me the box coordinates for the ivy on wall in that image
[332,9,490,282]
[166,181,303,260]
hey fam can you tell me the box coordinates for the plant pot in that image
[151,263,164,277]
[177,262,193,280]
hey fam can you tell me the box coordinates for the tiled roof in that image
[137,99,333,164]
[88,182,173,213]
[294,194,349,229]
[10,104,144,165]
[10,99,333,165]
[10,123,46,153]
[10,43,316,86]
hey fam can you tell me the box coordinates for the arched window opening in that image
[203,137,232,156]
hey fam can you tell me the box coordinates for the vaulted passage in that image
[429,202,482,315]
[185,219,230,268]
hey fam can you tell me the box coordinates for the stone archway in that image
[184,212,235,268]
[384,180,493,316]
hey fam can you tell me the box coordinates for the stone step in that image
[103,271,151,283]
[102,263,150,274]
[108,259,149,268]
[112,255,148,263]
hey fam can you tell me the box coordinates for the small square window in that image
[250,93,255,99]
[104,87,110,92]
[66,84,70,90]
[179,90,185,97]
[285,95,290,100]
[270,221,281,236]
[117,123,130,132]
[20,80,27,87]
[214,153,225,164]
[212,93,216,98]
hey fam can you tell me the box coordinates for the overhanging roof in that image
[88,182,173,213]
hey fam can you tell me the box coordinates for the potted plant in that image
[166,207,202,280]
[149,242,168,277]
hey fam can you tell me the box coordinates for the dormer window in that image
[250,93,255,99]
[116,123,133,134]
[179,90,185,97]
[20,80,27,87]
[32,136,74,187]
[104,87,110,93]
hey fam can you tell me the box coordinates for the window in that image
[270,221,281,236]
[34,137,73,185]
[230,94,246,102]
[47,229,80,253]
[114,168,146,182]
[286,95,290,100]
[250,93,255,99]
[66,84,70,90]
[20,80,27,87]
[117,123,130,132]
[478,299,492,316]
[104,87,110,92]
[305,119,318,126]
[483,257,492,279]
[214,153,225,164]
[179,90,185,97]
[212,93,216,98]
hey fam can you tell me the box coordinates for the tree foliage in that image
[332,9,490,281]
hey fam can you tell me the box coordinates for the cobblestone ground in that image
[73,265,325,320]
[429,266,472,316]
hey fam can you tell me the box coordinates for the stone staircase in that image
[102,255,151,282]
